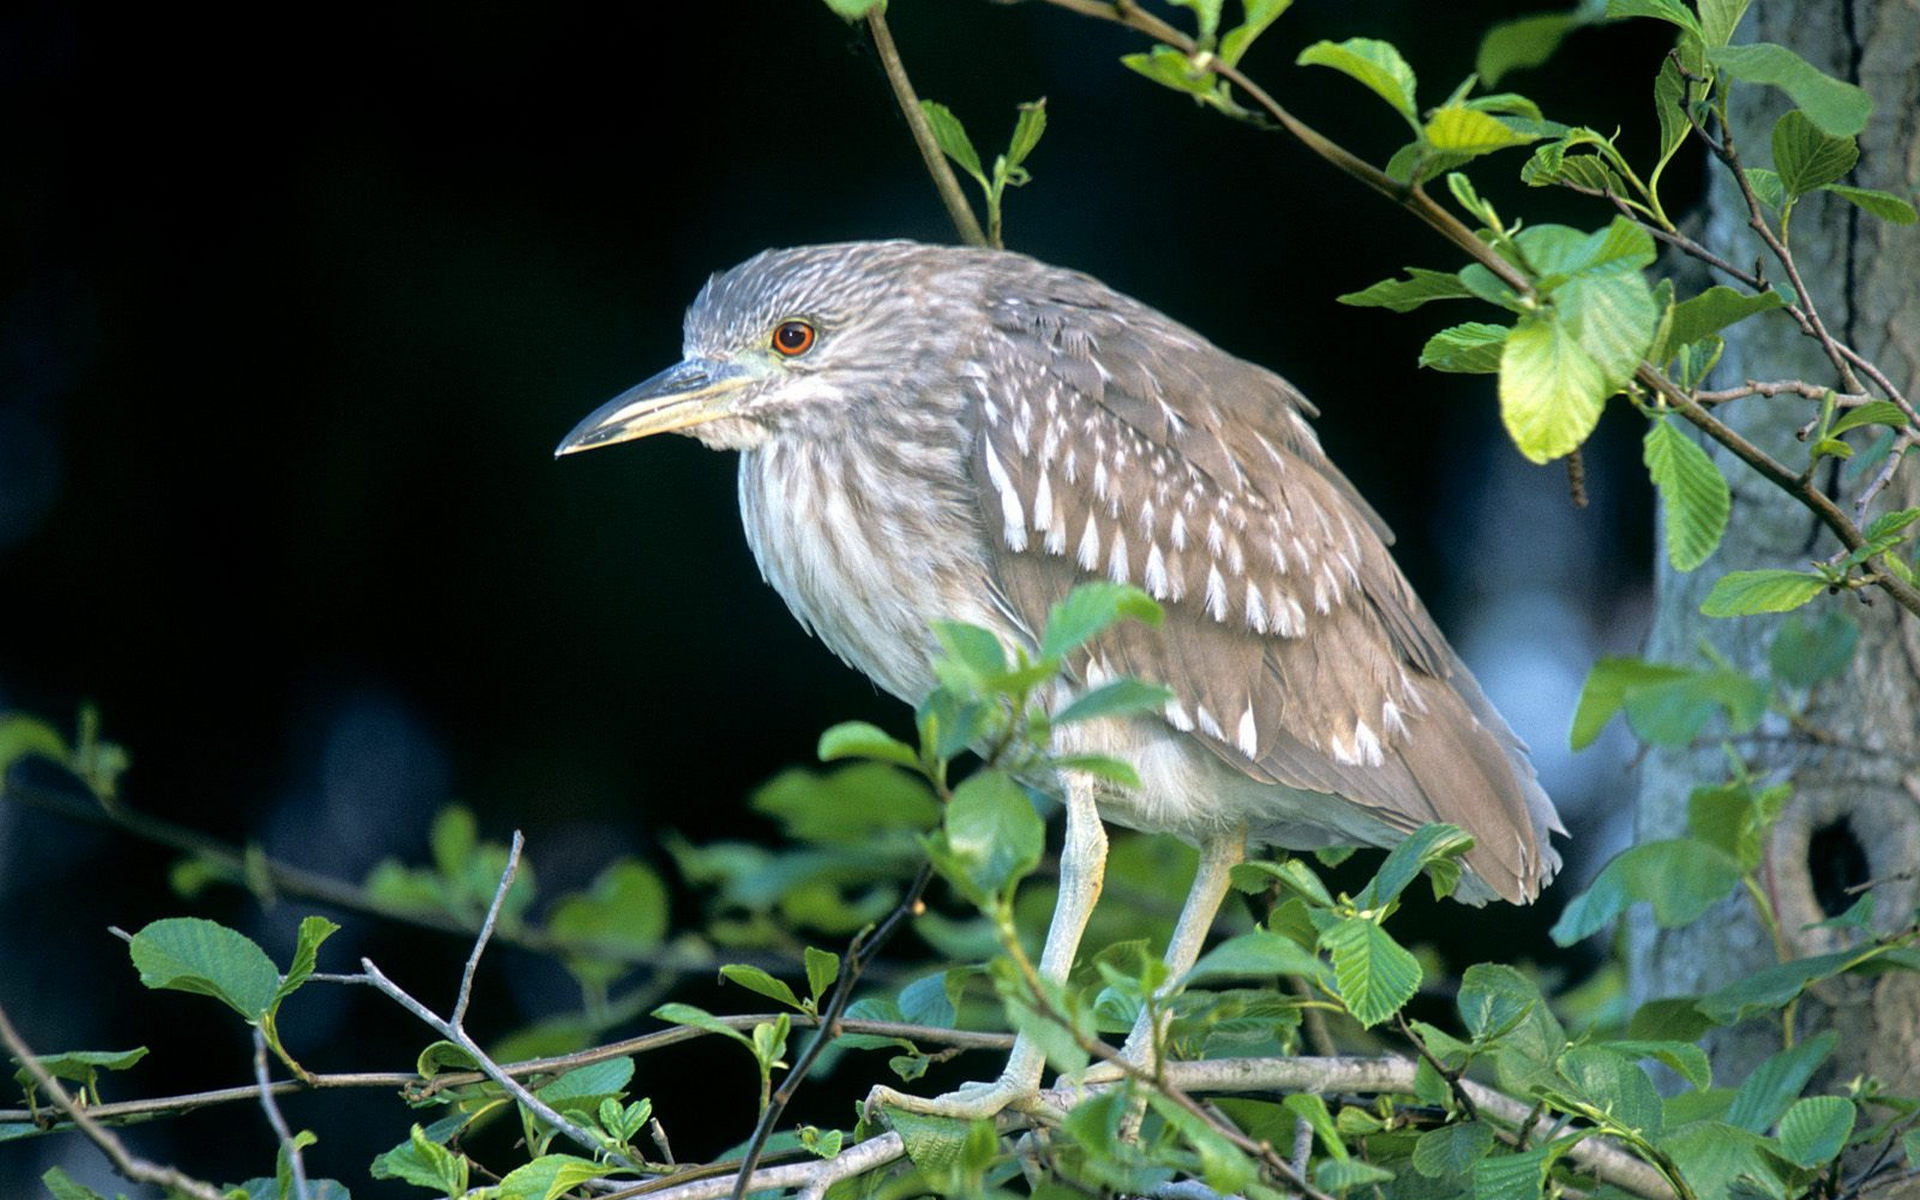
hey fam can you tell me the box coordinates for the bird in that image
[556,240,1563,1119]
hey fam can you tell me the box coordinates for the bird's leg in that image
[867,784,1108,1121]
[1109,828,1246,1078]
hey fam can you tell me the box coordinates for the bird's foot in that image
[866,1072,1061,1124]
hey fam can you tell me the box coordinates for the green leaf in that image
[1040,582,1161,659]
[918,101,986,186]
[1571,655,1688,750]
[1605,1038,1713,1090]
[1220,0,1293,67]
[651,1002,753,1048]
[1664,285,1787,353]
[1337,267,1475,313]
[804,946,840,1005]
[430,804,478,887]
[1500,311,1610,463]
[127,917,281,1022]
[1698,0,1753,45]
[1777,1095,1854,1166]
[1607,0,1703,35]
[1654,56,1691,166]
[371,1123,471,1197]
[820,0,885,19]
[1421,323,1509,374]
[1151,1092,1260,1194]
[40,1168,108,1200]
[12,1047,149,1091]
[1314,1158,1396,1191]
[1359,823,1474,908]
[1701,569,1826,616]
[1007,100,1047,169]
[1412,1120,1497,1177]
[1746,167,1787,211]
[1295,38,1419,126]
[1121,45,1228,107]
[274,915,340,1009]
[1772,109,1857,196]
[1052,677,1172,725]
[1643,418,1730,571]
[1707,43,1872,137]
[817,720,919,770]
[1168,0,1225,42]
[1549,838,1745,944]
[1688,781,1787,871]
[719,964,803,1010]
[1183,928,1329,987]
[1556,1044,1664,1136]
[1659,1121,1784,1200]
[1831,400,1911,436]
[1702,955,1855,1028]
[0,715,67,774]
[1424,104,1538,156]
[1823,184,1919,223]
[1623,664,1768,741]
[887,1108,976,1175]
[1052,754,1141,788]
[1726,1030,1837,1131]
[1477,10,1598,85]
[934,770,1043,902]
[751,762,939,843]
[1769,610,1858,688]
[933,619,1007,682]
[1321,917,1421,1028]
[497,1153,616,1200]
[547,860,670,990]
[1473,1142,1560,1200]
[1556,269,1658,391]
[536,1056,635,1118]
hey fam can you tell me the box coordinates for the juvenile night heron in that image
[558,240,1563,1118]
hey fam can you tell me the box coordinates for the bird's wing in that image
[967,275,1559,901]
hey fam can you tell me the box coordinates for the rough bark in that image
[1630,0,1920,1095]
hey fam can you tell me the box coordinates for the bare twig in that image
[1397,1011,1479,1121]
[453,829,522,1026]
[0,999,227,1200]
[1696,381,1870,405]
[253,1028,311,1200]
[865,9,989,248]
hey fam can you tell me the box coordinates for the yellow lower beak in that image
[555,359,756,456]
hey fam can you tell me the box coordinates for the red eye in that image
[772,320,816,357]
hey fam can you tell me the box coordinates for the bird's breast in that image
[736,431,1009,706]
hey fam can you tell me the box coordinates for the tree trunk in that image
[1629,0,1920,1093]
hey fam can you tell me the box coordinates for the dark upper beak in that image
[554,358,756,457]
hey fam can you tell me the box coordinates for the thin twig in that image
[253,1028,311,1200]
[865,9,988,248]
[453,829,522,1026]
[1695,381,1870,406]
[730,861,937,1200]
[0,999,227,1200]
[1396,1011,1479,1121]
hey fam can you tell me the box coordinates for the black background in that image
[1,1,1679,1192]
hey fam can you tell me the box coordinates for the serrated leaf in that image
[1314,1158,1396,1191]
[1701,569,1825,616]
[1337,267,1474,312]
[1425,104,1538,156]
[1823,184,1918,223]
[1644,417,1731,571]
[1604,1038,1713,1090]
[1655,57,1691,164]
[1420,322,1508,374]
[1659,1122,1783,1200]
[1549,838,1745,944]
[1777,1095,1854,1166]
[1183,928,1328,987]
[1007,100,1047,169]
[1473,1142,1559,1200]
[719,964,803,1010]
[536,1056,634,1119]
[1040,582,1161,659]
[1699,0,1753,45]
[1665,286,1788,352]
[1358,822,1473,908]
[1772,109,1857,196]
[1703,957,1854,1028]
[918,101,985,185]
[1557,1044,1664,1136]
[817,720,919,770]
[1831,400,1910,436]
[1052,677,1171,727]
[1321,917,1421,1027]
[371,1123,471,1197]
[887,1108,976,1175]
[1121,44,1224,105]
[1412,1120,1497,1177]
[273,915,340,1009]
[127,917,281,1022]
[497,1153,614,1200]
[1746,167,1786,211]
[1726,1030,1838,1131]
[804,946,840,1004]
[1707,43,1872,137]
[1296,38,1419,126]
[1500,311,1610,464]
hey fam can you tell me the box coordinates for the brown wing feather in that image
[967,265,1561,901]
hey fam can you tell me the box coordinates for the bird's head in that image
[556,241,967,457]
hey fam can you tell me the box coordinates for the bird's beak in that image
[554,358,755,456]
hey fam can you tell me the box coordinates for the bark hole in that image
[1807,818,1869,918]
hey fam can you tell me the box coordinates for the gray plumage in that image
[561,239,1563,904]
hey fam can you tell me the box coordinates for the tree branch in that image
[865,9,989,248]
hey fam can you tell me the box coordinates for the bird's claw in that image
[866,1074,1062,1124]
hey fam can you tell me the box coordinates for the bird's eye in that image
[772,320,817,357]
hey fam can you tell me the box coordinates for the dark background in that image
[1,1,1679,1193]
